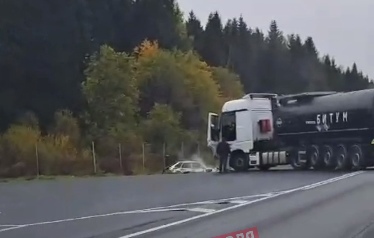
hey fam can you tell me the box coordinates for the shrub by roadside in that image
[0,124,92,177]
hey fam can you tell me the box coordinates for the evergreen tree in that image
[186,11,204,54]
[260,20,290,93]
[199,12,226,66]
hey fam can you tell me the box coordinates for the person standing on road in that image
[216,137,231,173]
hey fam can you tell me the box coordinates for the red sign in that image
[213,227,259,238]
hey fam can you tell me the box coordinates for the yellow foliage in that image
[38,134,92,175]
[174,50,222,113]
[211,66,245,102]
[133,41,223,131]
[134,39,160,59]
[51,109,81,146]
[0,124,91,177]
[0,125,41,167]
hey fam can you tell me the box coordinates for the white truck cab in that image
[207,93,281,171]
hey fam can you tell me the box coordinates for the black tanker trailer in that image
[272,89,374,170]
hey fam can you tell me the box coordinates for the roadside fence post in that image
[35,143,40,178]
[142,142,145,173]
[181,141,184,159]
[119,143,123,174]
[92,141,97,174]
[163,142,166,169]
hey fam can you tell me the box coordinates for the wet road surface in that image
[0,167,372,238]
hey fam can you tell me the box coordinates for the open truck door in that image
[207,112,219,155]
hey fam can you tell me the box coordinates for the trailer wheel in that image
[349,144,366,170]
[230,151,249,172]
[322,145,336,169]
[335,144,351,170]
[308,145,324,170]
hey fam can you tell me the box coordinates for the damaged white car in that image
[162,160,218,174]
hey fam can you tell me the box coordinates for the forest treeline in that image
[0,0,371,177]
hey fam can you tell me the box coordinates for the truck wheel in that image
[230,152,249,172]
[308,145,324,170]
[335,144,351,170]
[322,145,336,169]
[349,144,366,170]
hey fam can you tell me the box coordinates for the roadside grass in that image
[0,153,215,182]
[0,173,121,183]
[0,168,178,182]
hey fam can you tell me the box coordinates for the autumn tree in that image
[50,109,81,146]
[211,67,244,101]
[134,40,221,131]
[141,103,182,153]
[82,45,138,140]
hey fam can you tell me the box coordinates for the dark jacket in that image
[216,140,231,158]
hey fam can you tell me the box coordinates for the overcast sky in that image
[177,0,374,80]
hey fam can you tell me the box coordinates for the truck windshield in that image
[220,111,236,141]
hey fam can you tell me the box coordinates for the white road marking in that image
[274,171,363,195]
[0,171,364,235]
[119,171,364,238]
[133,207,216,213]
[0,207,208,233]
[141,193,273,211]
[186,208,216,213]
[301,172,362,190]
[0,226,25,233]
[0,194,275,233]
[229,200,248,204]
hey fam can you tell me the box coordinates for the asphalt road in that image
[0,166,373,238]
